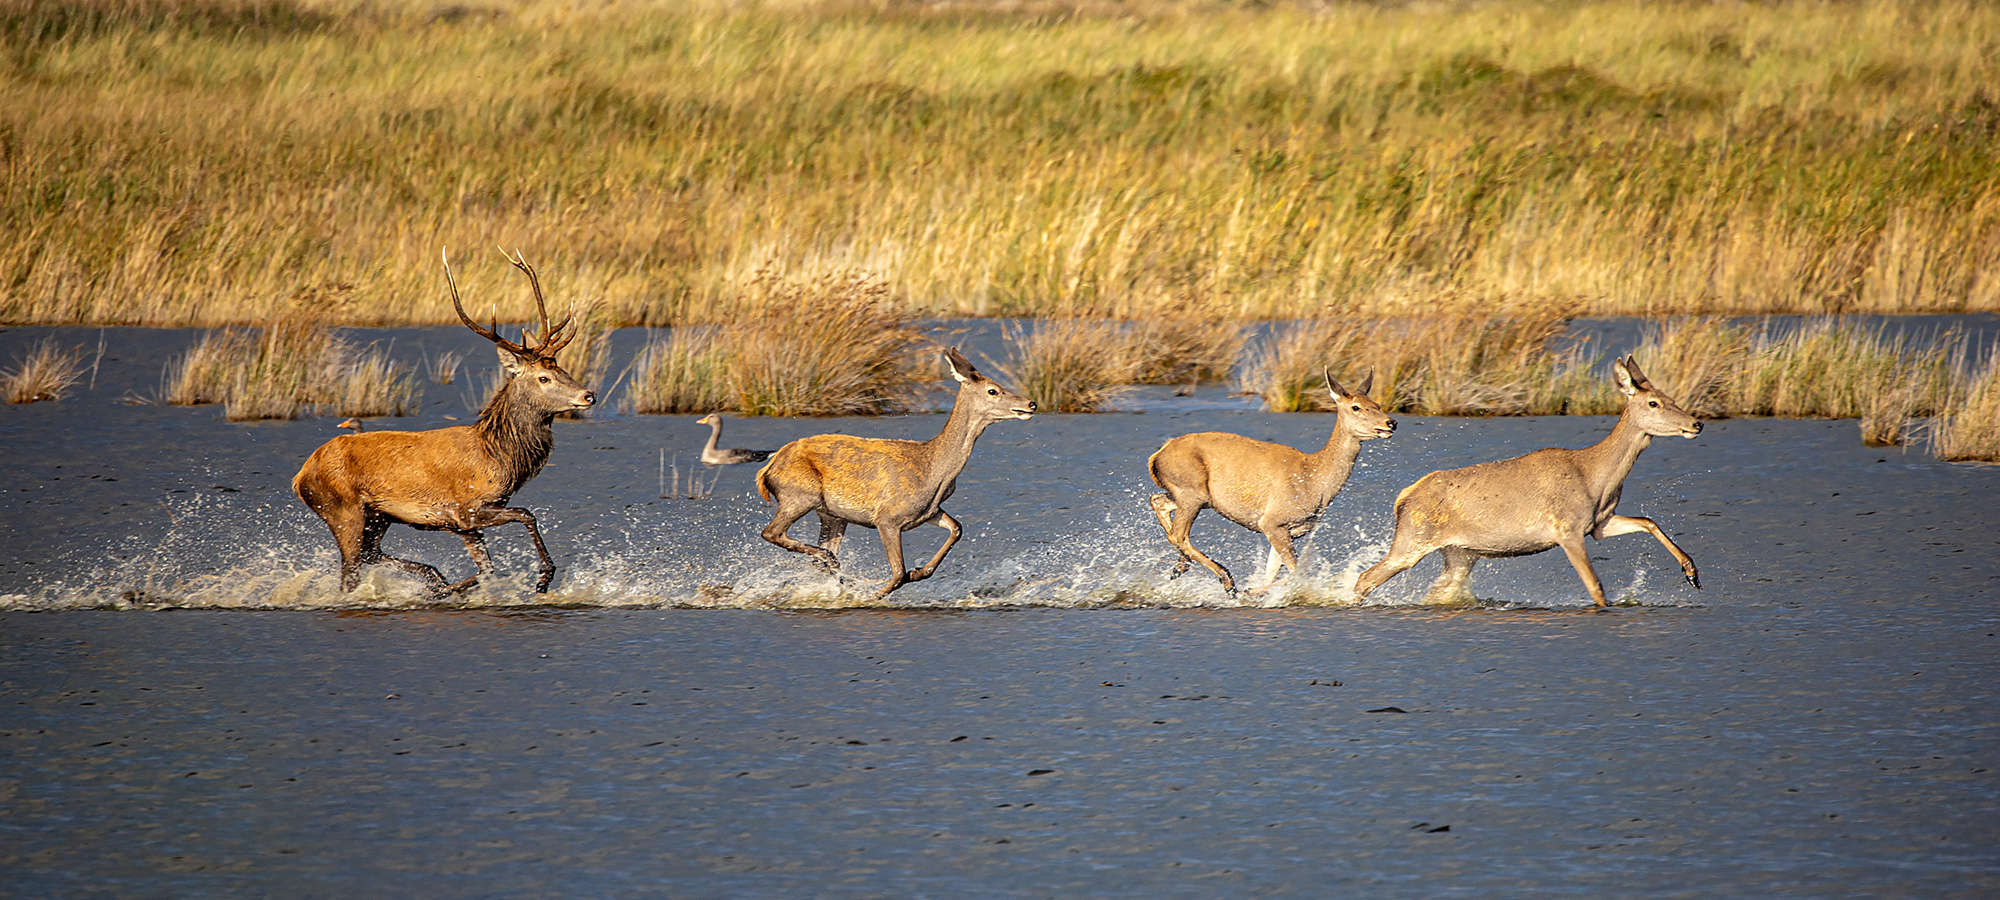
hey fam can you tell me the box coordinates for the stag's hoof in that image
[1685,568,1702,590]
[434,576,480,598]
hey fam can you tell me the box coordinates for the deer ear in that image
[944,347,978,384]
[1623,355,1654,390]
[1612,356,1638,395]
[496,344,524,377]
[1357,368,1375,398]
[1323,368,1346,400]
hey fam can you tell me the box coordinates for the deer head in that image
[1614,355,1700,439]
[945,347,1035,422]
[1326,369,1395,440]
[443,248,596,416]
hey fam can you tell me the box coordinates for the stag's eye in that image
[1351,404,1361,411]
[1648,400,1659,408]
[988,388,998,396]
[539,375,551,384]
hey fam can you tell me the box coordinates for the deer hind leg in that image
[1424,546,1479,605]
[871,524,912,601]
[761,497,839,572]
[317,503,369,592]
[1352,526,1433,602]
[1558,534,1610,607]
[359,514,449,593]
[815,513,849,560]
[1598,515,1700,589]
[1147,494,1194,577]
[907,511,962,583]
[1159,493,1233,594]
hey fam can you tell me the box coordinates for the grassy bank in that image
[3,0,1997,326]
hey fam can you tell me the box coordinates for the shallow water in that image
[2,325,1997,895]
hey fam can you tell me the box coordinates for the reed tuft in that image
[1929,346,2000,462]
[2,336,86,403]
[999,319,1139,414]
[165,286,418,420]
[628,271,920,417]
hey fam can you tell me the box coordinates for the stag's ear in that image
[1612,356,1638,396]
[497,344,525,377]
[944,347,979,384]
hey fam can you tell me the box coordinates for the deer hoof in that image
[1685,568,1701,590]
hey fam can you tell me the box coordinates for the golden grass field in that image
[3,0,1997,326]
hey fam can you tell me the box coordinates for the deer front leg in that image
[1245,524,1300,594]
[872,524,912,600]
[1597,515,1700,589]
[464,506,557,593]
[907,512,962,583]
[1558,534,1610,607]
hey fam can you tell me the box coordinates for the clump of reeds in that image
[163,286,417,420]
[1633,317,1958,443]
[427,349,462,385]
[627,327,730,415]
[1240,308,1596,415]
[2,336,86,402]
[994,310,1247,413]
[627,271,920,417]
[1930,345,2000,462]
[999,319,1140,413]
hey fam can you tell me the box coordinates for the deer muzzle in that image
[1682,420,1702,438]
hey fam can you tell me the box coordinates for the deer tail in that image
[754,459,776,503]
[1145,445,1169,491]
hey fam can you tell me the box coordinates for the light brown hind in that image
[754,348,1035,600]
[1148,371,1396,594]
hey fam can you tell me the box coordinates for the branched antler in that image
[502,248,575,357]
[443,247,531,357]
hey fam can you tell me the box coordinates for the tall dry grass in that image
[626,271,921,417]
[2,336,86,402]
[162,287,417,420]
[2,0,1996,327]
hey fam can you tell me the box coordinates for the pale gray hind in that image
[1351,355,1702,607]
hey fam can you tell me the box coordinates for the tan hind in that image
[1352,355,1702,607]
[1148,371,1396,595]
[292,249,595,595]
[755,348,1036,600]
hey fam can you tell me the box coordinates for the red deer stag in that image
[1147,370,1396,595]
[1351,355,1701,607]
[755,348,1035,600]
[292,249,595,595]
